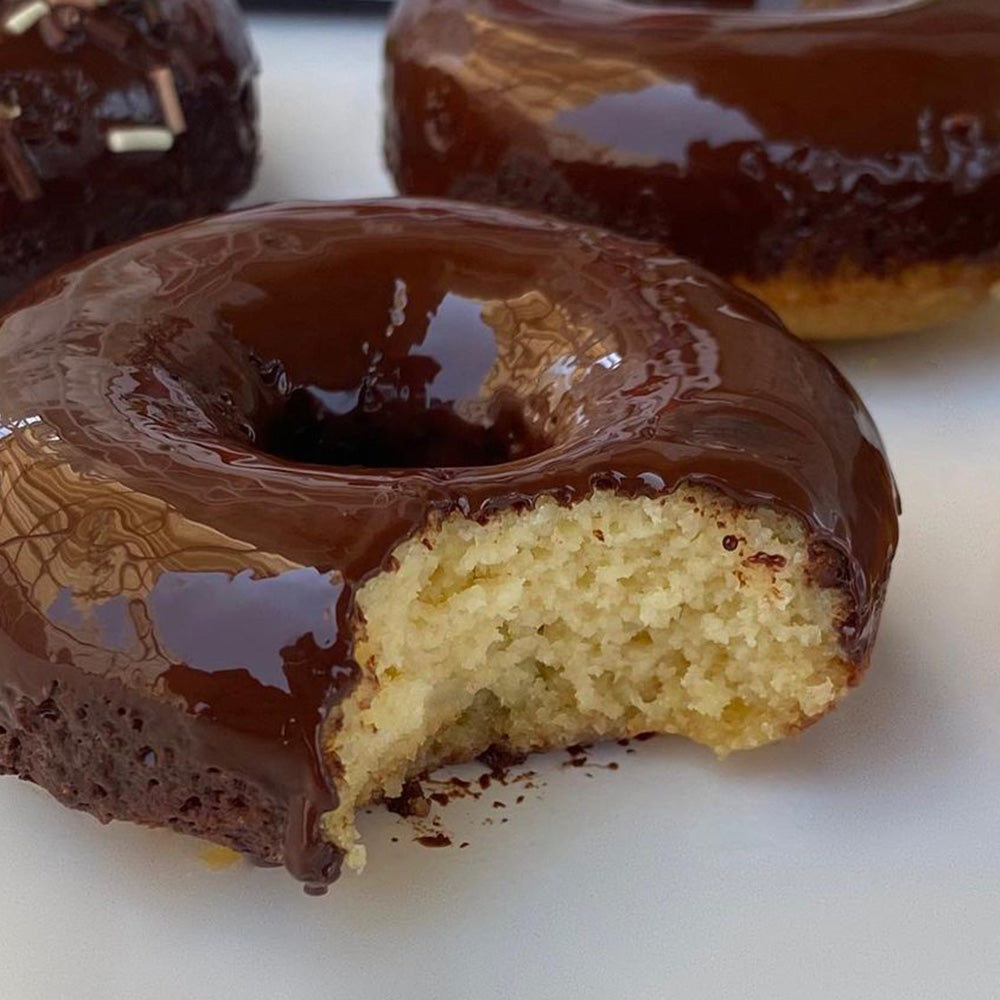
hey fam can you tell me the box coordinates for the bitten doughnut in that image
[386,0,1000,339]
[0,0,257,304]
[0,200,898,890]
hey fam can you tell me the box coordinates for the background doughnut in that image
[385,0,1000,339]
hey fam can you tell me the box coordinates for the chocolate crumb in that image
[478,745,529,777]
[746,551,787,570]
[416,833,451,848]
[386,778,430,818]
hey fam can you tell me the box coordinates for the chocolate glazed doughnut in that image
[386,0,1000,339]
[0,0,257,304]
[0,200,898,890]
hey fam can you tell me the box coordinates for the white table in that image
[2,13,999,1000]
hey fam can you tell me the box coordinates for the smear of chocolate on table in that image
[406,808,453,848]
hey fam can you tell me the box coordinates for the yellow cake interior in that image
[322,485,854,868]
[737,259,1000,340]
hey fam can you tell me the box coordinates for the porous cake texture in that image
[324,486,853,866]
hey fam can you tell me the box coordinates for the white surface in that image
[2,13,1000,1000]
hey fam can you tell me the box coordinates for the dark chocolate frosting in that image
[0,0,258,304]
[385,0,1000,280]
[0,200,899,888]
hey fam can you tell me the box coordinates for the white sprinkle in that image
[149,66,187,135]
[106,126,175,154]
[3,0,51,35]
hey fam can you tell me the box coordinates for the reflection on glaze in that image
[555,81,761,167]
[0,200,898,887]
[386,0,1000,278]
[148,569,341,687]
[423,293,501,402]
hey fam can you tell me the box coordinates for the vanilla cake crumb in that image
[323,485,854,867]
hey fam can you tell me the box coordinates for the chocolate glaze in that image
[0,0,257,304]
[0,200,898,888]
[385,0,1000,280]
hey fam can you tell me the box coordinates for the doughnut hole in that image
[323,486,854,869]
[219,250,612,470]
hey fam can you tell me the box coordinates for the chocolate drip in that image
[386,0,1000,280]
[0,200,899,887]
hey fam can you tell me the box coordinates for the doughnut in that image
[0,200,899,890]
[0,0,257,304]
[385,0,1000,340]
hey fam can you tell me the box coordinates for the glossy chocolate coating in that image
[0,200,898,888]
[0,0,257,304]
[386,0,1000,280]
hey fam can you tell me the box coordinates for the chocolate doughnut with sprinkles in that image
[0,0,257,303]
